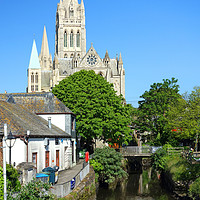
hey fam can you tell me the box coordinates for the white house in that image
[0,92,77,172]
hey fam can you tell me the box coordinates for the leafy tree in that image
[168,87,200,145]
[135,78,180,145]
[52,70,132,145]
[90,147,127,184]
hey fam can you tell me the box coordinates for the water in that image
[97,168,173,200]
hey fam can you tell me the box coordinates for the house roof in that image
[0,92,74,115]
[0,100,71,138]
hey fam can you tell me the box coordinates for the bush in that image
[0,165,21,200]
[8,179,54,200]
[189,177,200,198]
[91,147,127,184]
[0,167,4,200]
[6,164,21,192]
[151,147,168,171]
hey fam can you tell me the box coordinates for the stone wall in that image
[64,166,96,200]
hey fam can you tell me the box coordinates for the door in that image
[56,150,59,167]
[45,151,49,167]
[32,152,37,172]
[72,141,74,163]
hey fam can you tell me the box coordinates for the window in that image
[31,73,34,83]
[76,31,80,47]
[64,54,68,58]
[70,53,74,58]
[64,31,67,47]
[32,152,37,172]
[70,31,74,47]
[31,85,34,92]
[55,138,59,145]
[35,85,38,91]
[35,73,38,83]
[45,151,49,167]
[70,10,74,17]
[72,117,75,130]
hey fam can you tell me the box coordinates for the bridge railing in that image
[120,146,162,156]
[120,146,153,155]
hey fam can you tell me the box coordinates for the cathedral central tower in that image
[55,0,86,59]
[27,0,125,98]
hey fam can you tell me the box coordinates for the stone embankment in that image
[161,171,193,200]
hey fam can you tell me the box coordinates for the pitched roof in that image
[0,92,74,115]
[0,101,71,138]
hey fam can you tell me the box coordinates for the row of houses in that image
[0,92,78,174]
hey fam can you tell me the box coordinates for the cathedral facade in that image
[27,0,125,98]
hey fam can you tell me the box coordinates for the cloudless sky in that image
[1,0,200,107]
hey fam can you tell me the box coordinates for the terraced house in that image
[0,93,77,173]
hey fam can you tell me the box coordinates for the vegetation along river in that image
[97,167,173,200]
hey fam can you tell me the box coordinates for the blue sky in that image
[1,0,200,107]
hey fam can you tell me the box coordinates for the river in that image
[97,168,173,200]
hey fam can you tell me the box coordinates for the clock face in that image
[87,54,97,66]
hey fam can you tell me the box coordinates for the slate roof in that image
[0,92,74,115]
[0,101,71,138]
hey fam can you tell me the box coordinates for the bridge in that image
[120,146,162,157]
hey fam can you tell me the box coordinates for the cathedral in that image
[27,0,125,98]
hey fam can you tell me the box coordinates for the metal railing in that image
[120,146,162,156]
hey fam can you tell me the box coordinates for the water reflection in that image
[97,168,173,200]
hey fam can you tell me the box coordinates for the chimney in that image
[48,117,52,129]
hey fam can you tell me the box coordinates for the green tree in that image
[52,70,132,145]
[135,78,180,145]
[168,87,200,144]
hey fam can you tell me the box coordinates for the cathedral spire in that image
[81,0,85,9]
[29,40,40,69]
[118,53,123,65]
[40,26,50,58]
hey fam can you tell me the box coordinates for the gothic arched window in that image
[35,73,38,84]
[64,31,67,47]
[70,31,74,47]
[70,53,74,58]
[76,31,80,47]
[64,54,68,58]
[31,73,34,83]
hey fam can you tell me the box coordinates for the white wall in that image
[5,139,26,166]
[27,137,72,172]
[5,137,74,173]
[39,114,66,132]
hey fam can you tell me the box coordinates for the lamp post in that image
[3,124,7,200]
[5,130,16,165]
[77,135,81,162]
